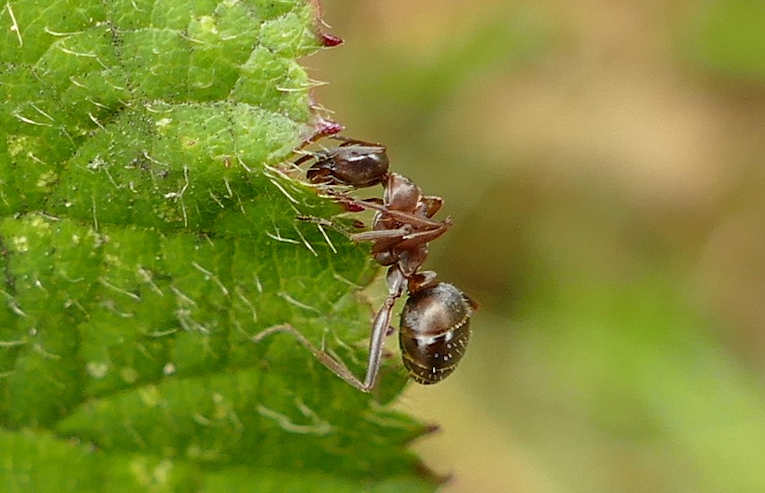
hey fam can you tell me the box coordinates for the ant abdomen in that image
[399,282,476,384]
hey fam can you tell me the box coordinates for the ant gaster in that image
[258,137,477,391]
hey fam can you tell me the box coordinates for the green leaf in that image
[0,1,437,491]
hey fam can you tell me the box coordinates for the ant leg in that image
[354,223,451,254]
[296,215,358,239]
[252,267,406,392]
[253,324,368,391]
[393,223,450,250]
[326,193,446,229]
[350,226,423,254]
[296,215,337,227]
[293,153,315,166]
[350,226,410,243]
[362,266,405,390]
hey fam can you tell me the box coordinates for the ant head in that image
[306,144,389,188]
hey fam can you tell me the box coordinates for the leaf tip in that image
[303,116,344,145]
[309,0,344,47]
[407,422,441,444]
[415,459,454,486]
[314,117,345,138]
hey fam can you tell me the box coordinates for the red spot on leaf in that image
[314,118,344,139]
[320,33,343,47]
[342,202,366,213]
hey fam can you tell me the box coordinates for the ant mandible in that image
[258,137,477,391]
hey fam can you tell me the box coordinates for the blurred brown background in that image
[313,1,765,492]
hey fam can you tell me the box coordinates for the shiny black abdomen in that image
[398,283,472,384]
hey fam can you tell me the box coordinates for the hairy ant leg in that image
[350,226,413,243]
[385,223,450,251]
[253,324,371,390]
[328,193,448,230]
[295,215,363,232]
[292,152,316,167]
[254,267,405,392]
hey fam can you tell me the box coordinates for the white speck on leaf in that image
[86,361,109,379]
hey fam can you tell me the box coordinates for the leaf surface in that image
[0,1,436,491]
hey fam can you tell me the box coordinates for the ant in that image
[257,137,477,391]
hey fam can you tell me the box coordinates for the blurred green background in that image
[313,1,765,492]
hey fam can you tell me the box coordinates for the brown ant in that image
[257,137,477,391]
